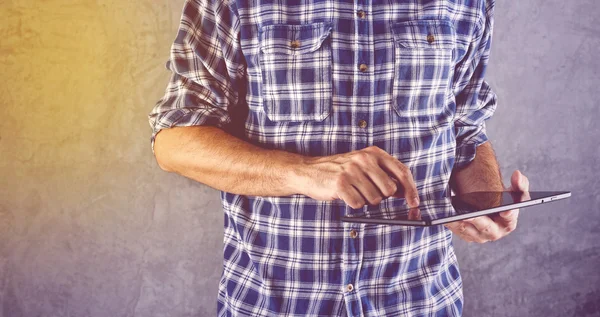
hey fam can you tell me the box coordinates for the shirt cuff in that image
[454,123,489,170]
[149,107,231,155]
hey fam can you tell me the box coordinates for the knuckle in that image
[364,155,378,166]
[504,218,517,228]
[354,151,370,162]
[396,163,408,174]
[398,163,412,175]
[506,223,517,233]
[364,190,383,205]
[482,224,493,234]
[368,197,383,205]
[378,181,396,197]
[346,160,361,173]
[335,175,349,189]
[367,145,384,154]
[395,169,407,180]
[352,199,365,209]
[341,166,360,180]
[490,233,503,242]
[384,182,397,196]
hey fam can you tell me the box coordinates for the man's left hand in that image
[445,170,530,243]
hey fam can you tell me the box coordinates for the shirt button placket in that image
[345,2,371,316]
[344,225,361,316]
[354,3,370,152]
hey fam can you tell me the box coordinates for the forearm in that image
[450,141,505,194]
[153,126,307,197]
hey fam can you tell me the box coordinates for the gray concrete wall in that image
[0,1,598,316]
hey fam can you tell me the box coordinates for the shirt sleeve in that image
[147,0,246,154]
[451,0,497,169]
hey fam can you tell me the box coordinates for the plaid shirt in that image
[148,0,497,315]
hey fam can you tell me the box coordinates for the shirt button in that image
[357,10,366,19]
[427,34,435,44]
[359,63,368,72]
[358,119,367,128]
[349,229,358,238]
[290,40,300,48]
[346,284,354,292]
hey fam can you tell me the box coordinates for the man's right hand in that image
[293,145,420,209]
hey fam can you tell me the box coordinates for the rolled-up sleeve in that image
[148,0,245,154]
[451,0,497,169]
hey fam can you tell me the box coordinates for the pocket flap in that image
[391,20,456,49]
[259,22,333,55]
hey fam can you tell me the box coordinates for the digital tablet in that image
[340,191,571,226]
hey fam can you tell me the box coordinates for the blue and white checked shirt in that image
[148,0,497,315]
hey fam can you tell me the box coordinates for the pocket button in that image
[358,120,368,128]
[427,34,435,44]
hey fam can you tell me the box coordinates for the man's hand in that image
[295,145,420,209]
[445,170,530,243]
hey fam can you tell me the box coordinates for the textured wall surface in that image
[1,1,598,317]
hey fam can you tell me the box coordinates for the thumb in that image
[510,170,522,191]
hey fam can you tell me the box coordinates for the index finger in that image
[379,158,419,207]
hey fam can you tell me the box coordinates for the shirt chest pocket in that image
[391,20,457,122]
[258,22,333,122]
